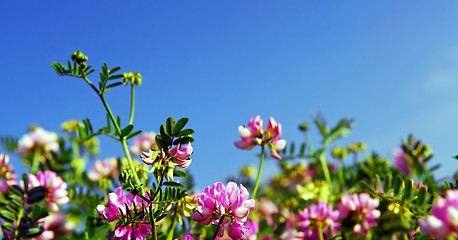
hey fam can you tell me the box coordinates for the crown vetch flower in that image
[129,131,158,155]
[87,158,119,182]
[28,170,69,212]
[234,116,286,160]
[192,182,255,238]
[18,127,59,155]
[0,153,18,192]
[339,193,380,236]
[297,200,340,240]
[419,189,458,239]
[97,187,152,240]
[169,142,193,169]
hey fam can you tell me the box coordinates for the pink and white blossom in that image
[87,158,119,182]
[192,182,255,238]
[18,127,59,155]
[28,170,69,212]
[97,187,152,240]
[297,200,340,240]
[339,193,380,236]
[419,189,458,239]
[169,142,193,169]
[129,132,158,155]
[234,116,286,160]
[0,154,18,192]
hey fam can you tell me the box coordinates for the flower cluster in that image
[140,142,193,180]
[31,212,74,240]
[17,127,59,155]
[28,170,69,212]
[0,153,18,192]
[419,189,458,239]
[97,187,152,240]
[339,193,380,236]
[234,116,286,160]
[297,200,340,239]
[192,182,255,239]
[130,131,158,155]
[87,158,119,182]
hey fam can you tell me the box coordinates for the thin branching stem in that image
[251,146,265,199]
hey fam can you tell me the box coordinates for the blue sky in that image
[1,1,458,190]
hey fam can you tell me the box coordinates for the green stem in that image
[30,150,41,174]
[211,216,225,240]
[251,146,265,199]
[149,204,158,240]
[304,132,314,153]
[166,205,178,240]
[318,223,324,240]
[14,207,24,240]
[319,151,332,192]
[121,138,141,185]
[338,159,345,190]
[129,84,135,125]
[87,77,140,186]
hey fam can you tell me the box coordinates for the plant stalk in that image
[252,146,265,199]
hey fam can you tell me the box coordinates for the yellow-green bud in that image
[240,165,256,178]
[331,147,347,160]
[299,123,309,132]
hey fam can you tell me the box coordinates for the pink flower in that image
[28,170,69,212]
[192,182,255,237]
[419,189,458,239]
[97,187,152,240]
[339,193,380,236]
[234,116,286,160]
[228,220,248,239]
[297,200,340,240]
[18,127,59,155]
[87,158,119,182]
[169,142,193,169]
[244,220,259,240]
[0,154,18,192]
[129,132,158,155]
[31,212,74,240]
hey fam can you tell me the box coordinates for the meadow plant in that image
[0,52,456,240]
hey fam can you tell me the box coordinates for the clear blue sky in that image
[2,1,458,190]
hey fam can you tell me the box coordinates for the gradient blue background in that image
[2,1,458,190]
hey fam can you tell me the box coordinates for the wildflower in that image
[234,116,286,160]
[129,132,158,155]
[87,158,119,182]
[0,154,18,192]
[31,212,74,240]
[97,187,152,240]
[169,142,193,168]
[244,220,259,240]
[17,127,59,155]
[28,170,69,212]
[339,193,380,236]
[419,189,458,239]
[192,182,255,237]
[297,200,339,240]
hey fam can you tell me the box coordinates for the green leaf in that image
[2,222,14,232]
[175,129,194,138]
[108,74,124,80]
[173,137,194,145]
[105,82,123,91]
[29,203,49,222]
[121,125,134,137]
[163,182,184,187]
[173,169,188,178]
[19,225,44,238]
[165,117,175,136]
[109,66,121,74]
[126,130,143,140]
[0,210,16,222]
[27,186,46,204]
[173,117,189,135]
